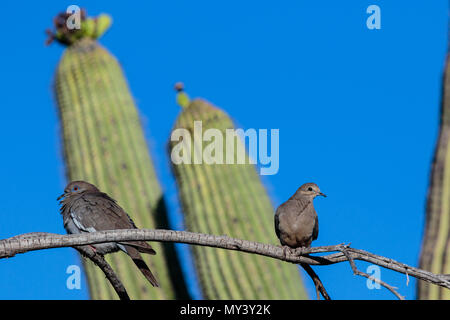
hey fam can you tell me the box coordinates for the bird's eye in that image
[308,187,313,191]
[72,186,79,192]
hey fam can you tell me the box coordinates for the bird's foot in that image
[282,245,303,258]
[292,247,307,256]
[281,245,311,258]
[281,246,291,259]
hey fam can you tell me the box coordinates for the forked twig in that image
[338,245,405,300]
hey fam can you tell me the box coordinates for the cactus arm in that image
[418,54,450,300]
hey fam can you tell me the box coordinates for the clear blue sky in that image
[0,1,447,300]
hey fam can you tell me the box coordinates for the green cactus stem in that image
[51,10,187,299]
[418,54,450,300]
[168,85,308,299]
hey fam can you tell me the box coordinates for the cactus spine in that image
[52,11,186,299]
[418,54,450,300]
[169,85,308,299]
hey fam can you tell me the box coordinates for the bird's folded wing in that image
[71,192,137,230]
[312,215,319,240]
[69,192,156,254]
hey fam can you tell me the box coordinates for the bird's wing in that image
[70,192,156,254]
[312,215,319,241]
[69,192,134,231]
[274,208,281,239]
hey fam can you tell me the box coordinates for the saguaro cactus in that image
[418,53,450,300]
[169,84,308,299]
[50,10,187,299]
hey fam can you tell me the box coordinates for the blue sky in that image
[0,1,447,300]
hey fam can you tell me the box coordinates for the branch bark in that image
[75,245,130,300]
[5,232,130,300]
[1,229,449,299]
[300,262,331,300]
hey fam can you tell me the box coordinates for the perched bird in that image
[274,183,326,250]
[58,180,159,287]
[274,182,329,300]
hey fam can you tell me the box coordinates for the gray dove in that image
[58,180,159,287]
[275,183,331,300]
[275,183,326,250]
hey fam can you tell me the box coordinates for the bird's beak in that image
[57,193,65,201]
[319,192,327,197]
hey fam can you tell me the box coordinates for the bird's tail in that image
[123,245,159,287]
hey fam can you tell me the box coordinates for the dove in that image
[275,183,326,250]
[58,180,159,287]
[274,183,329,300]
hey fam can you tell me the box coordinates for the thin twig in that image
[76,245,130,300]
[339,245,405,300]
[300,263,331,300]
[283,246,331,300]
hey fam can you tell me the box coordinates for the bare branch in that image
[1,229,449,299]
[76,245,130,300]
[339,245,404,300]
[300,263,331,300]
[284,246,330,300]
[7,233,130,299]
